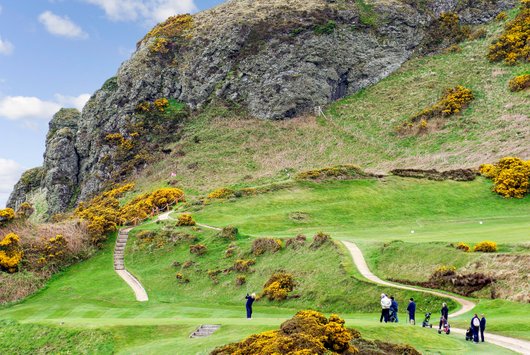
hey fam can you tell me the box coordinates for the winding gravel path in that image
[342,241,530,354]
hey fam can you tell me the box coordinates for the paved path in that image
[114,228,148,302]
[342,241,530,354]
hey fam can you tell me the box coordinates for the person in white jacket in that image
[380,293,392,323]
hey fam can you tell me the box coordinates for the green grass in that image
[192,177,530,243]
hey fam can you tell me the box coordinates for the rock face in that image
[7,0,513,215]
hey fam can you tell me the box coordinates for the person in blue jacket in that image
[407,298,416,325]
[471,314,480,343]
[390,296,399,322]
[245,293,256,319]
[480,314,487,342]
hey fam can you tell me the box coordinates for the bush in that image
[496,11,508,21]
[488,6,530,65]
[479,163,497,178]
[211,310,358,354]
[175,272,190,283]
[456,242,470,252]
[493,157,530,198]
[314,20,336,35]
[217,225,238,240]
[38,234,68,272]
[410,86,474,123]
[310,232,331,249]
[286,234,307,249]
[225,244,238,258]
[432,265,457,279]
[509,74,530,91]
[16,203,34,219]
[233,259,256,272]
[296,165,369,181]
[190,244,207,256]
[262,272,296,301]
[0,208,15,225]
[474,241,498,253]
[235,275,246,286]
[207,187,235,199]
[0,233,23,273]
[251,238,282,256]
[143,14,193,42]
[176,213,196,226]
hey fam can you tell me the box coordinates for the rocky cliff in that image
[7,0,513,215]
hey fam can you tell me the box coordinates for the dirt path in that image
[342,241,530,354]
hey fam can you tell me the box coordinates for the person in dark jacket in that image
[439,302,449,330]
[471,314,480,343]
[407,298,416,325]
[480,314,487,342]
[390,296,399,323]
[245,293,256,319]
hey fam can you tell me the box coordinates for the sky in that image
[0,0,224,207]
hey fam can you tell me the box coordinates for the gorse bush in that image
[16,202,34,219]
[411,85,474,122]
[262,272,296,301]
[211,310,358,354]
[143,14,193,42]
[251,238,282,256]
[480,157,530,198]
[0,208,15,225]
[0,233,23,273]
[296,165,368,181]
[487,3,530,65]
[310,232,331,249]
[509,74,530,91]
[496,11,508,21]
[176,213,196,226]
[456,242,470,252]
[432,265,457,278]
[190,243,207,256]
[474,241,498,252]
[233,259,255,272]
[207,187,235,199]
[75,184,185,243]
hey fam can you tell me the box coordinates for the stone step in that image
[189,325,221,338]
[116,242,127,246]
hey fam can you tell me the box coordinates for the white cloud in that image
[0,96,61,120]
[38,11,88,39]
[85,0,197,24]
[0,158,24,208]
[54,93,91,111]
[0,93,90,121]
[0,35,14,55]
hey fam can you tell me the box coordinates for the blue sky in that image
[0,0,224,207]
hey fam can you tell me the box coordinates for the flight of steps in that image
[114,230,129,270]
[189,324,221,338]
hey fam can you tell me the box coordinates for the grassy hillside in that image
[190,177,530,241]
[132,8,529,196]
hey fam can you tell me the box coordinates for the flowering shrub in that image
[474,241,498,252]
[136,101,151,112]
[150,37,170,53]
[190,243,207,256]
[480,157,530,198]
[310,232,331,249]
[496,11,508,21]
[16,202,34,219]
[211,310,358,354]
[176,272,190,283]
[262,272,296,301]
[207,187,235,199]
[509,74,530,91]
[144,14,193,41]
[251,238,282,256]
[105,132,134,151]
[411,86,474,123]
[233,259,256,272]
[488,5,530,65]
[38,234,68,271]
[0,208,15,225]
[0,233,23,273]
[286,234,307,249]
[235,275,246,286]
[296,165,368,181]
[176,213,196,226]
[479,163,498,178]
[432,265,457,279]
[154,98,169,111]
[456,242,471,252]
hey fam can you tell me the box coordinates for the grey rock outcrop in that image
[42,109,80,215]
[7,0,514,214]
